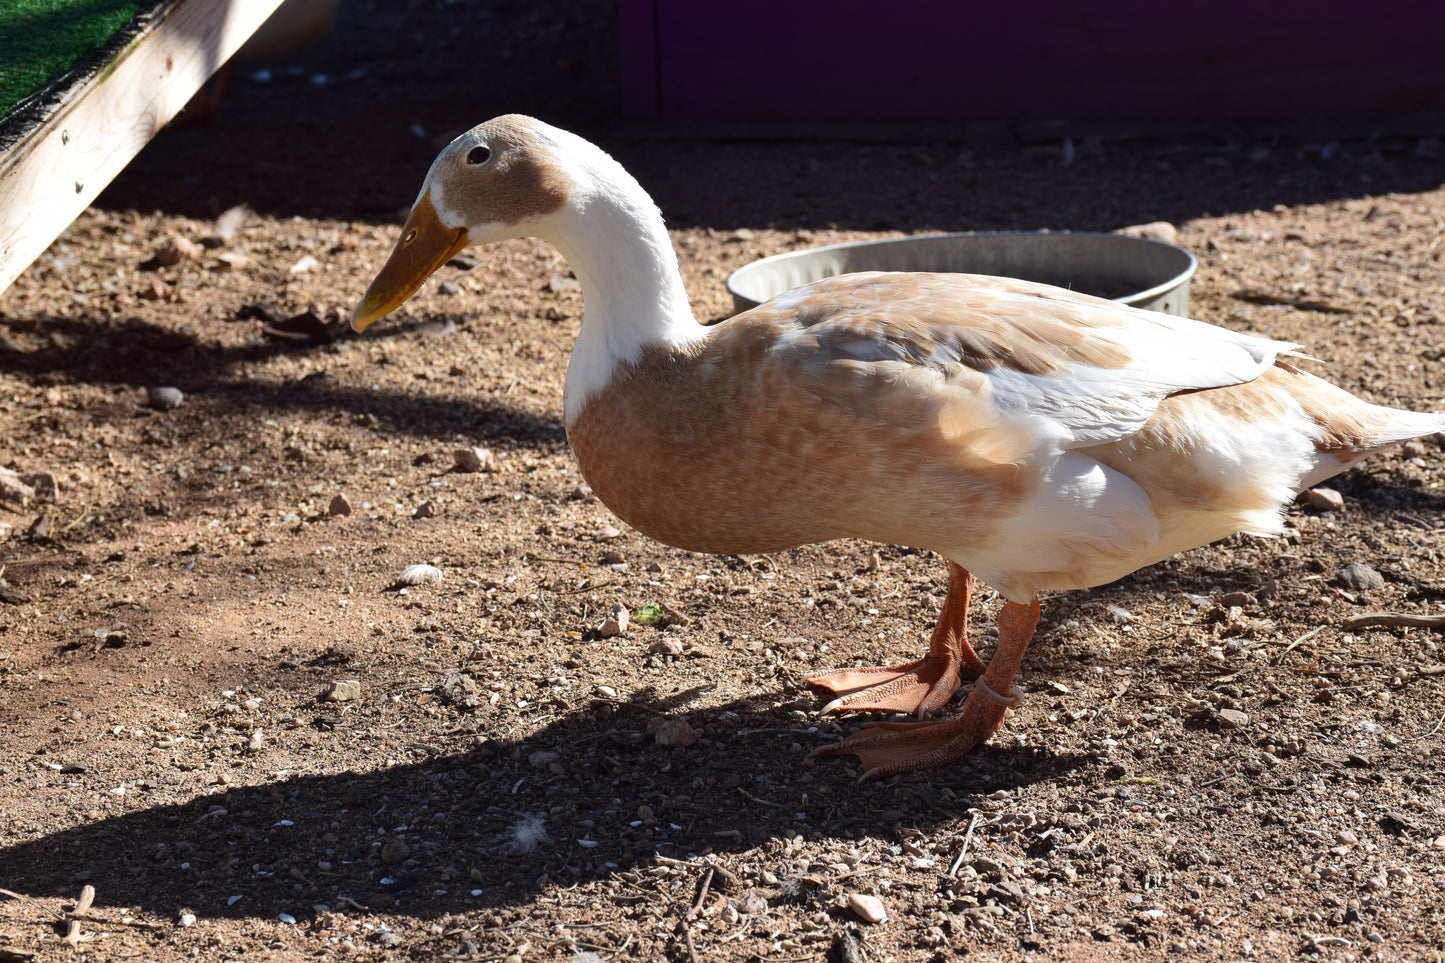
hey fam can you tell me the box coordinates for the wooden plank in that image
[0,0,287,295]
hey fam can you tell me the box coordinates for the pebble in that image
[146,386,184,411]
[648,637,684,656]
[987,880,1025,903]
[595,525,622,542]
[453,447,497,473]
[327,494,353,517]
[1113,221,1179,245]
[154,234,202,266]
[398,563,444,586]
[1216,708,1249,729]
[1218,591,1255,608]
[737,893,768,915]
[648,717,700,747]
[177,913,197,927]
[278,913,296,924]
[1336,562,1385,592]
[599,603,630,637]
[1304,487,1345,512]
[324,679,362,702]
[380,840,411,864]
[413,501,435,519]
[374,930,402,946]
[847,892,888,924]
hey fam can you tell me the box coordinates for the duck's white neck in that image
[536,134,704,427]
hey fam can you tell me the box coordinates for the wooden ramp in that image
[0,0,286,295]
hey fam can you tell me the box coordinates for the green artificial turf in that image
[0,0,144,120]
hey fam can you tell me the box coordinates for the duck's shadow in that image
[0,684,1089,923]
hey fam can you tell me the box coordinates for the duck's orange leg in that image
[811,596,1039,779]
[806,562,989,716]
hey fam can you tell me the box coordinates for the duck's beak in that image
[352,190,470,331]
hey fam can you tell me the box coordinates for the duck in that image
[352,114,1445,779]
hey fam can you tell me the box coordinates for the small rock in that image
[1112,221,1179,244]
[847,892,888,924]
[1216,708,1249,729]
[288,254,320,274]
[599,603,629,638]
[373,929,402,945]
[398,563,443,586]
[1303,487,1346,512]
[453,447,497,473]
[595,525,622,542]
[728,228,756,242]
[154,234,202,266]
[380,840,411,865]
[548,275,581,294]
[327,494,353,517]
[648,637,684,656]
[736,893,768,915]
[146,386,184,411]
[1218,591,1255,608]
[413,501,435,519]
[986,880,1026,903]
[324,679,362,702]
[528,750,560,770]
[647,716,700,747]
[177,913,197,927]
[1336,562,1385,592]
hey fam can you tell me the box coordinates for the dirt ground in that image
[5,2,1445,961]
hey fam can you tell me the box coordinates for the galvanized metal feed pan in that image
[725,231,1197,317]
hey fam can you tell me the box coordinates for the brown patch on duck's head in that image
[428,115,571,231]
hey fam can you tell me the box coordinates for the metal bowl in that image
[725,231,1197,316]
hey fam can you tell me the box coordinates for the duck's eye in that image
[466,145,492,165]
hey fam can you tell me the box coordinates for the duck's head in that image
[352,115,572,331]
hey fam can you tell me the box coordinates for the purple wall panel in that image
[621,0,1445,124]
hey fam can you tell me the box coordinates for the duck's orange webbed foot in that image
[812,596,1040,779]
[806,563,987,716]
[810,678,1023,779]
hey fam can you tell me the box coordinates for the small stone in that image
[1216,708,1249,729]
[728,228,756,242]
[398,563,444,586]
[453,447,497,473]
[1304,487,1346,512]
[374,929,402,945]
[647,716,700,747]
[847,892,888,924]
[380,840,411,864]
[528,751,561,770]
[1112,221,1179,245]
[327,494,352,517]
[598,603,630,638]
[648,637,684,657]
[288,254,319,274]
[1336,562,1385,592]
[595,525,622,542]
[987,880,1026,903]
[548,275,580,294]
[177,913,197,927]
[737,893,768,915]
[146,386,184,410]
[413,501,435,519]
[324,679,362,702]
[1218,591,1255,608]
[154,234,202,266]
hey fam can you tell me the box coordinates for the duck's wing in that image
[755,272,1297,449]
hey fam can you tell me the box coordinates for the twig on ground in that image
[1341,612,1445,632]
[1274,625,1327,663]
[948,811,983,877]
[682,867,715,963]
